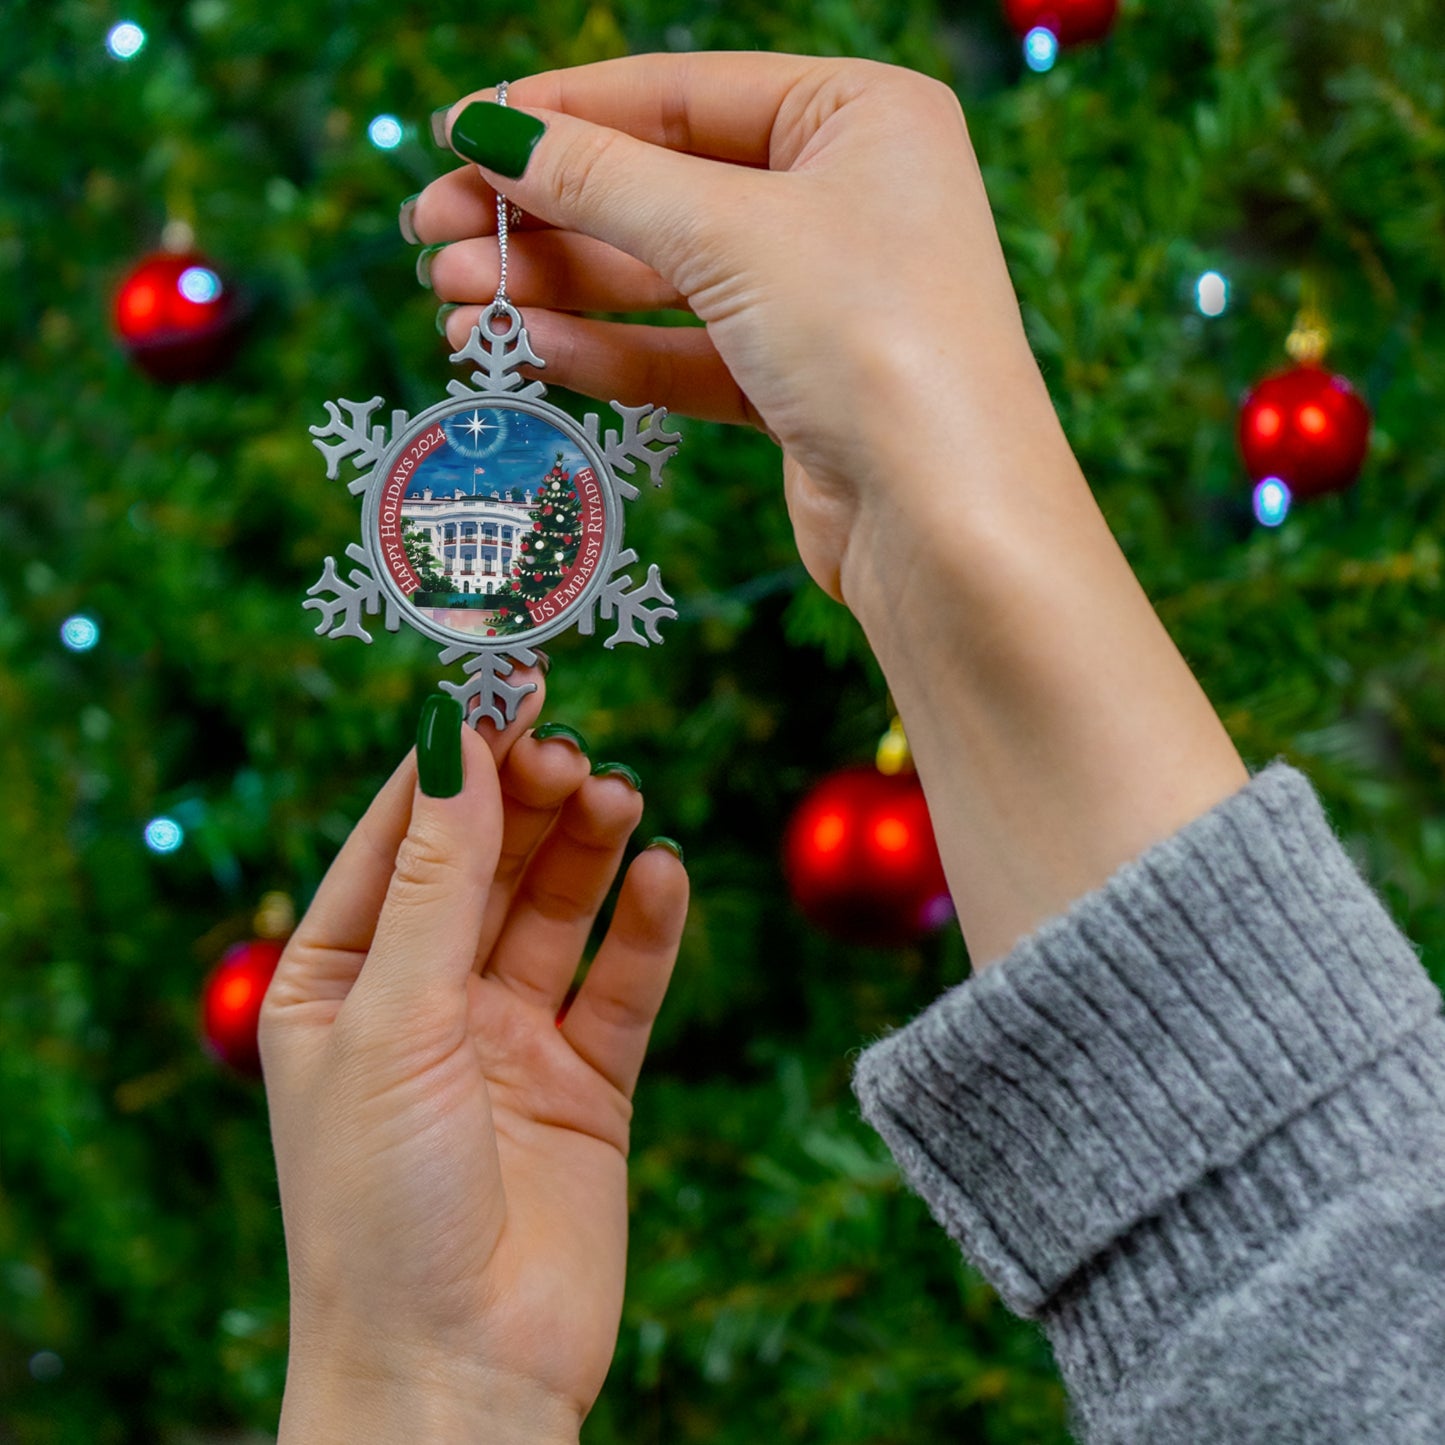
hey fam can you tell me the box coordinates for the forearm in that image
[842,361,1249,970]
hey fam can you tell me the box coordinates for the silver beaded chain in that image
[491,81,522,318]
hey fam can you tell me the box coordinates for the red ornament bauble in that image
[113,250,241,383]
[200,939,284,1076]
[1003,0,1118,45]
[783,766,953,947]
[1237,362,1371,500]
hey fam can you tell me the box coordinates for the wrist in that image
[836,391,1247,972]
[279,1342,582,1445]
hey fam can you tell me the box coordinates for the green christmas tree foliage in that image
[3,1,1445,1443]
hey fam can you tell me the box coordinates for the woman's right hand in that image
[410,54,1061,604]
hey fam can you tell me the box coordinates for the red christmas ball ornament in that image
[1003,0,1118,46]
[200,939,284,1076]
[784,766,953,947]
[1237,362,1371,500]
[113,250,241,382]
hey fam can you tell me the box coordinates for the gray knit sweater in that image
[851,759,1445,1442]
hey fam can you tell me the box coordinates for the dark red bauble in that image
[113,251,241,382]
[200,939,284,1076]
[783,766,953,947]
[1003,0,1118,45]
[1237,362,1372,500]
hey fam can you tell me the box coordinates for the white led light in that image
[1196,270,1229,317]
[106,21,146,59]
[144,817,185,853]
[178,266,222,303]
[368,114,404,150]
[60,615,100,652]
[1024,26,1059,73]
[1253,477,1292,528]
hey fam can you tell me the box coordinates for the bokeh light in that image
[144,817,185,853]
[1024,26,1059,72]
[178,266,222,304]
[1196,270,1229,317]
[1253,477,1292,528]
[60,615,100,652]
[105,21,146,59]
[368,114,404,150]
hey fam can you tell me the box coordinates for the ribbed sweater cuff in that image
[850,759,1443,1318]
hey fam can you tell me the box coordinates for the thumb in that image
[346,695,503,1030]
[441,95,762,291]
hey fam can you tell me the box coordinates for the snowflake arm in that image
[309,398,410,492]
[437,645,540,729]
[583,402,681,501]
[303,544,399,642]
[448,309,547,400]
[578,549,677,648]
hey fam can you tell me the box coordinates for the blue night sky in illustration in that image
[404,407,588,499]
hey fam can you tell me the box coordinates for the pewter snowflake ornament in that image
[304,302,680,727]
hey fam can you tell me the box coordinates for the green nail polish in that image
[429,105,452,148]
[533,722,589,755]
[591,760,641,791]
[435,302,460,337]
[416,242,448,290]
[398,193,422,245]
[417,694,464,798]
[450,101,546,179]
[645,836,685,865]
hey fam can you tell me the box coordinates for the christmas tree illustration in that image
[491,454,583,633]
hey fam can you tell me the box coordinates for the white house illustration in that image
[402,486,534,595]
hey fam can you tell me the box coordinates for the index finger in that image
[472,51,848,168]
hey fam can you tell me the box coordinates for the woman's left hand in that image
[260,683,688,1444]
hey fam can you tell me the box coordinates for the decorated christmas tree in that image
[3,2,1444,1442]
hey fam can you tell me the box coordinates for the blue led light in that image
[106,21,146,59]
[1024,26,1059,72]
[368,114,404,150]
[178,266,222,303]
[1196,270,1229,317]
[144,817,185,853]
[60,615,100,652]
[1253,477,1292,528]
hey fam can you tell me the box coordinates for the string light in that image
[1253,477,1292,528]
[177,265,223,303]
[367,114,404,150]
[1024,27,1060,72]
[144,817,185,853]
[105,21,146,59]
[60,615,100,651]
[1196,270,1229,317]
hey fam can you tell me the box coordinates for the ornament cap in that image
[876,716,913,776]
[1285,301,1331,365]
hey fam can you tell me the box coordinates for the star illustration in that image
[464,411,494,440]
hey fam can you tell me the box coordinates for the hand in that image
[411,53,1059,602]
[259,682,688,1442]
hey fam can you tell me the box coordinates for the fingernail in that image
[416,242,448,290]
[429,105,452,148]
[532,648,552,676]
[450,100,546,179]
[435,302,460,337]
[532,722,589,756]
[591,760,641,791]
[417,693,464,798]
[644,836,685,865]
[398,193,422,245]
